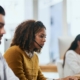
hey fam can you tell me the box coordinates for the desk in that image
[42,72,59,79]
[74,74,80,78]
[39,64,57,72]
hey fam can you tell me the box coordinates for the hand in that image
[62,76,78,80]
[47,76,79,80]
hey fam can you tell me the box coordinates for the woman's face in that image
[34,28,46,49]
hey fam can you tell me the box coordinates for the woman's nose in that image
[43,38,46,42]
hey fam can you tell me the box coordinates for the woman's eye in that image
[40,36,43,38]
[40,35,46,38]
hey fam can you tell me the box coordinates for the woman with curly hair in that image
[4,20,47,80]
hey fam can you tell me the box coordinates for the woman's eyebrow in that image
[41,33,46,36]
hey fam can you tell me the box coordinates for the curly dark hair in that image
[10,20,46,52]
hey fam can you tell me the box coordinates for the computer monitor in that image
[58,36,74,59]
[4,38,12,52]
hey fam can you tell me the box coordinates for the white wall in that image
[38,0,51,64]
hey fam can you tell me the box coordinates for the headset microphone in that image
[32,22,43,48]
[34,40,42,48]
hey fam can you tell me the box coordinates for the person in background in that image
[0,5,19,80]
[63,34,80,77]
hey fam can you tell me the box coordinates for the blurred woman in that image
[63,34,80,77]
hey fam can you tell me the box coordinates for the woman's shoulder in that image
[5,45,23,55]
[4,45,24,58]
[8,45,21,51]
[9,45,19,49]
[66,50,76,56]
[66,50,75,53]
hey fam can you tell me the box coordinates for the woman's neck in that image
[75,47,80,54]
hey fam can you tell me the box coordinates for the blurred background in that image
[0,0,80,79]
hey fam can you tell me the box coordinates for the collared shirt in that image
[0,53,19,80]
[25,51,34,58]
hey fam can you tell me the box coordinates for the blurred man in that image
[0,5,19,80]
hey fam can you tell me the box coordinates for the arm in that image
[4,47,28,80]
[66,51,80,74]
[37,67,46,80]
[60,76,78,80]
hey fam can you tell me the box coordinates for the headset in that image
[34,40,42,48]
[33,21,42,48]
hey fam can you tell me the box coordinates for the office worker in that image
[63,34,80,77]
[4,20,47,80]
[0,5,19,80]
[3,19,78,80]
